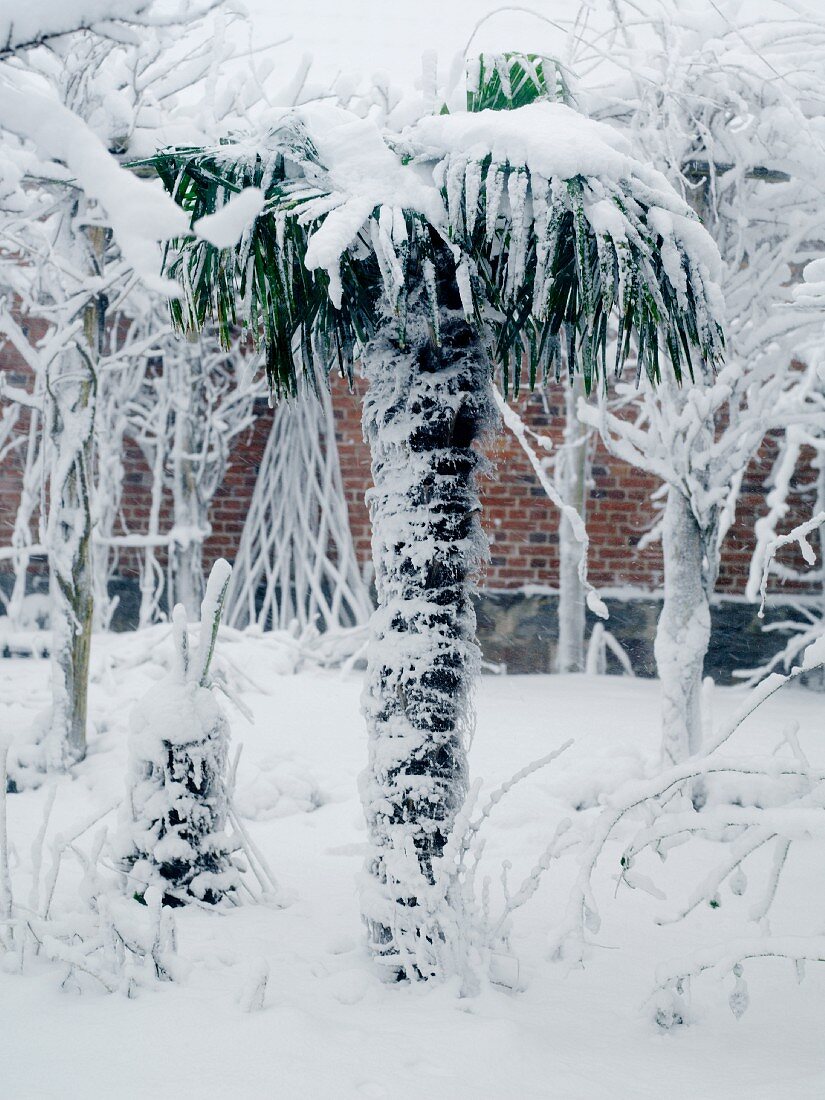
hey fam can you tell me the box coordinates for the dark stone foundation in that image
[475,589,820,684]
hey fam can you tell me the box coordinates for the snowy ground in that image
[2,630,824,1099]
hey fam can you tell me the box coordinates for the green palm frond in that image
[419,54,725,394]
[147,141,378,397]
[455,163,723,394]
[466,53,572,112]
[142,118,456,396]
[140,55,723,401]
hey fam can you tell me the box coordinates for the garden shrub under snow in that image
[119,560,239,906]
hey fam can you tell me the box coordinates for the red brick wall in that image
[205,373,817,597]
[1,355,818,599]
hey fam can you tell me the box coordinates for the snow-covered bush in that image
[120,560,239,906]
[553,633,825,1023]
[0,739,179,994]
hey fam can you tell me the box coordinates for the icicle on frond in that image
[144,108,451,399]
[145,94,724,403]
[466,52,572,113]
[411,101,725,396]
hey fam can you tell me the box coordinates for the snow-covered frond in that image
[148,102,448,396]
[408,99,724,393]
[151,88,724,401]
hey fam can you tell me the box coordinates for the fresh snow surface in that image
[294,103,445,297]
[2,629,824,1099]
[411,102,639,187]
[194,188,266,249]
[0,75,187,292]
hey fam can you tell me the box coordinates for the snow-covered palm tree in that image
[149,55,723,978]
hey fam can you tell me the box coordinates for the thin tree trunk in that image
[91,418,126,631]
[359,301,494,979]
[655,485,715,775]
[556,375,588,673]
[45,216,103,768]
[168,381,206,621]
[7,394,44,628]
[168,531,204,622]
[45,346,95,767]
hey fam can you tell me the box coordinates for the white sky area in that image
[241,0,589,91]
[238,0,799,101]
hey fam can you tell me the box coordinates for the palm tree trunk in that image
[360,301,494,979]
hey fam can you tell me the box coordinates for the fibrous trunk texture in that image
[556,375,588,673]
[46,347,95,767]
[359,303,494,979]
[655,485,715,774]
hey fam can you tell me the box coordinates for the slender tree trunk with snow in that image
[556,375,588,673]
[45,346,96,766]
[139,430,167,629]
[808,453,825,692]
[44,217,105,767]
[168,387,206,620]
[6,397,45,628]
[92,408,128,631]
[359,300,494,978]
[654,485,716,774]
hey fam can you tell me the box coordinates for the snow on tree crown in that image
[147,52,724,397]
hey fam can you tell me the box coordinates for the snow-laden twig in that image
[553,637,825,968]
[758,512,825,616]
[0,738,14,950]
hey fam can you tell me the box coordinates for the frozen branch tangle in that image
[0,3,264,769]
[224,377,371,634]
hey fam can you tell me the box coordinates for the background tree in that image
[579,3,825,769]
[119,324,265,622]
[743,259,825,686]
[0,2,261,768]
